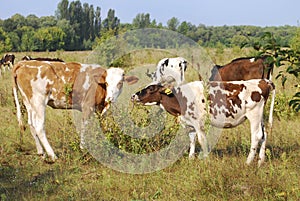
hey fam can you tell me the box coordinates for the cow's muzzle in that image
[131,94,140,102]
[101,101,111,115]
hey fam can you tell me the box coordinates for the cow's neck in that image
[160,93,182,116]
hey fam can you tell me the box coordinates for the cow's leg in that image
[268,89,276,133]
[258,121,267,167]
[30,100,57,161]
[9,62,13,70]
[80,120,88,149]
[188,131,196,158]
[196,128,209,159]
[34,114,57,160]
[23,101,44,156]
[246,109,265,165]
[28,118,44,156]
[80,105,94,149]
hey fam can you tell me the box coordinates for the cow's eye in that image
[149,86,155,92]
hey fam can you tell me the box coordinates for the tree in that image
[8,32,20,52]
[2,14,26,32]
[26,14,40,29]
[56,0,69,20]
[290,27,300,51]
[102,9,120,33]
[19,26,36,51]
[94,6,101,37]
[177,21,189,35]
[0,28,12,53]
[57,19,77,50]
[167,17,180,31]
[34,27,66,51]
[40,16,58,27]
[132,13,151,29]
[245,32,300,111]
[88,5,95,40]
[68,0,83,49]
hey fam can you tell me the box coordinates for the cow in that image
[209,56,275,132]
[0,54,15,75]
[131,79,275,166]
[209,56,273,81]
[12,60,139,161]
[146,57,187,87]
[22,55,64,62]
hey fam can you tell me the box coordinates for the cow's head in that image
[131,84,173,106]
[158,57,187,71]
[95,67,139,114]
[153,57,187,86]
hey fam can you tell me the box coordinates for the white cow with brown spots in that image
[13,60,138,161]
[132,79,275,166]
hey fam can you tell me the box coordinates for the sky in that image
[1,0,300,27]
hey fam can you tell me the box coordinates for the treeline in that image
[0,0,298,53]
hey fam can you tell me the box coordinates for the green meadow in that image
[0,49,299,200]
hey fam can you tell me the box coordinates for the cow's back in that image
[210,57,270,81]
[13,61,58,99]
[208,79,274,127]
[13,60,82,108]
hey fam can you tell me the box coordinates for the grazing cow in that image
[22,55,64,62]
[13,60,138,161]
[209,56,275,131]
[131,79,275,166]
[146,57,187,87]
[0,54,15,75]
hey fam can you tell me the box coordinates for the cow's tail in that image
[12,65,25,143]
[267,80,275,135]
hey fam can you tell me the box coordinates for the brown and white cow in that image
[209,56,273,81]
[13,60,138,161]
[146,57,188,87]
[209,56,275,130]
[131,79,275,166]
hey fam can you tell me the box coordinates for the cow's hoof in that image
[198,152,209,160]
[189,154,196,160]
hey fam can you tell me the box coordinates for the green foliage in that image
[289,92,300,112]
[167,17,180,31]
[273,93,297,119]
[0,27,12,53]
[102,9,120,34]
[290,27,300,51]
[132,13,153,29]
[243,32,300,112]
[96,106,180,155]
[34,27,66,51]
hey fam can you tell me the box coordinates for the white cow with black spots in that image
[146,57,187,87]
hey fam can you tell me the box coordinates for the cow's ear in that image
[94,74,106,84]
[163,58,169,66]
[124,75,139,85]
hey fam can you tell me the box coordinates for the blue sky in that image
[1,0,300,27]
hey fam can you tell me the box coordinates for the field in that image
[0,49,299,200]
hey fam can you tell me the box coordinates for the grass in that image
[0,49,299,200]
